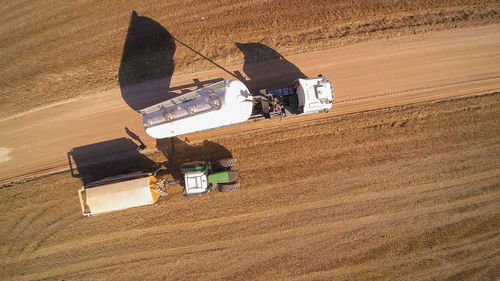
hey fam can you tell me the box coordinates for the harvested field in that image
[1,93,499,280]
[0,0,499,117]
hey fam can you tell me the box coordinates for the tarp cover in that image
[84,177,153,215]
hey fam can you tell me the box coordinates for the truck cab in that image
[253,76,334,118]
[294,76,334,114]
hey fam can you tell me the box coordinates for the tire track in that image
[19,213,81,258]
[284,230,500,281]
[337,73,500,104]
[1,203,54,262]
[13,191,499,281]
[7,168,498,265]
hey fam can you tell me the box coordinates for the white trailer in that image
[78,173,166,216]
[140,76,334,139]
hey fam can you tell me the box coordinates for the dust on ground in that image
[0,148,12,164]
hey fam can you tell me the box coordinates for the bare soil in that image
[1,93,498,280]
[0,0,498,117]
[1,2,499,279]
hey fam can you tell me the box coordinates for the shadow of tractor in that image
[156,137,233,180]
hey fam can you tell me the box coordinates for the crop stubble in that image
[0,93,498,280]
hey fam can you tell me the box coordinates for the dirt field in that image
[0,0,498,117]
[1,93,499,280]
[1,1,499,279]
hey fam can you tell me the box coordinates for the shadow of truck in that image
[118,11,176,111]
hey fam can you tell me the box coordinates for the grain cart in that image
[140,76,334,139]
[78,158,239,216]
[78,172,167,216]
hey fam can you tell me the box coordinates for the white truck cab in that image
[295,77,334,114]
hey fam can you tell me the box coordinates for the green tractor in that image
[179,158,240,197]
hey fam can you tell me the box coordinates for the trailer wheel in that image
[219,183,240,193]
[218,158,237,168]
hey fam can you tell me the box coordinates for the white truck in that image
[140,76,334,139]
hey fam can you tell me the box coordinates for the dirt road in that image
[1,93,498,280]
[1,25,499,185]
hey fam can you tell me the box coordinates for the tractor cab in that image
[184,171,209,196]
[179,159,240,196]
[180,161,210,196]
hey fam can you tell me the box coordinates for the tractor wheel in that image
[219,183,240,193]
[218,158,237,168]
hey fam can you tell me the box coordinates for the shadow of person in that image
[235,42,307,91]
[119,11,176,111]
[68,138,159,185]
[156,137,233,180]
[125,127,146,150]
